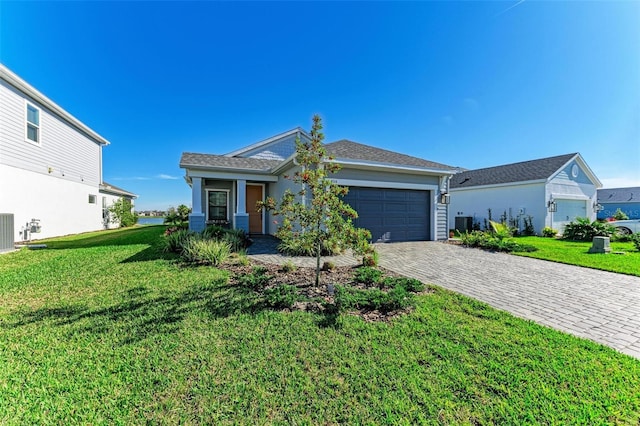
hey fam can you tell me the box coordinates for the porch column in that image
[189,177,205,232]
[234,179,249,233]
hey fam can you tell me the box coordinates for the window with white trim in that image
[207,190,229,222]
[26,103,40,143]
[88,194,97,204]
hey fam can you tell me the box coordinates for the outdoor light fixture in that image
[439,192,450,205]
[593,201,604,212]
[547,198,557,213]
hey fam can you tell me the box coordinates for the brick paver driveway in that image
[376,242,640,359]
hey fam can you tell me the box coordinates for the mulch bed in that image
[226,261,431,322]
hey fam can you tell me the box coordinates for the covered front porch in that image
[187,176,274,234]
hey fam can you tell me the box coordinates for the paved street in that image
[249,238,640,359]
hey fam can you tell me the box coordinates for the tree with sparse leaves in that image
[108,198,138,228]
[259,115,374,287]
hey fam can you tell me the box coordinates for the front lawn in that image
[514,236,640,276]
[1,226,639,423]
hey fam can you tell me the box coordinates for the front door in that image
[246,185,263,234]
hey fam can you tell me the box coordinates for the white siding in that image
[0,80,101,186]
[449,183,548,234]
[0,163,103,240]
[436,203,448,240]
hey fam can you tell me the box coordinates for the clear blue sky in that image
[1,1,638,211]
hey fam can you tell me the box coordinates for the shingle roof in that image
[99,182,137,198]
[597,187,640,203]
[180,152,282,171]
[325,140,456,171]
[450,153,578,189]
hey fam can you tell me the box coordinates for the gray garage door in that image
[343,187,430,242]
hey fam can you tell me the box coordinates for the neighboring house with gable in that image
[180,128,457,242]
[99,182,138,229]
[597,187,640,220]
[449,153,602,235]
[0,64,135,241]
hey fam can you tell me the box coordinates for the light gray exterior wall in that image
[265,165,302,235]
[0,79,102,186]
[333,168,441,186]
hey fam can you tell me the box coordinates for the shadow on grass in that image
[4,278,272,345]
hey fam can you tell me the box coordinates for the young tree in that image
[108,198,138,228]
[259,115,374,286]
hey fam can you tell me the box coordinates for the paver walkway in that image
[248,237,640,359]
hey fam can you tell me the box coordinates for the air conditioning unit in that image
[29,219,41,233]
[0,214,15,252]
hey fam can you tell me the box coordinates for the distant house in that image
[180,128,457,242]
[0,64,135,240]
[449,153,602,235]
[99,182,138,229]
[597,187,640,220]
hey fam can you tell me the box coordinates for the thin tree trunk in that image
[315,240,321,286]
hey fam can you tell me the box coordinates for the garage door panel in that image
[343,187,430,242]
[553,199,587,232]
[385,203,410,214]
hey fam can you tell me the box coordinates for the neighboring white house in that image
[449,153,602,235]
[0,64,135,241]
[100,182,138,229]
[180,128,457,242]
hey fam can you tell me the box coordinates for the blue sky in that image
[1,1,638,210]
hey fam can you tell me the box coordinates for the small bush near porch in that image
[0,226,638,424]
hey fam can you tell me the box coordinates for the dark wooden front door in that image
[246,185,263,234]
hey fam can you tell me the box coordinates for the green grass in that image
[514,236,640,276]
[1,226,639,424]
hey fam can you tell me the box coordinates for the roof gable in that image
[325,140,455,171]
[225,128,310,160]
[450,153,579,189]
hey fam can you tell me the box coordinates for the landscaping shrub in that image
[202,225,226,240]
[237,266,272,290]
[541,226,558,238]
[222,229,251,252]
[180,238,231,266]
[362,249,379,267]
[562,217,616,241]
[459,230,537,253]
[522,216,535,236]
[334,285,414,313]
[632,233,640,251]
[162,229,195,254]
[353,266,382,285]
[279,260,297,273]
[380,286,413,312]
[385,277,425,293]
[263,284,299,309]
[322,261,336,271]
